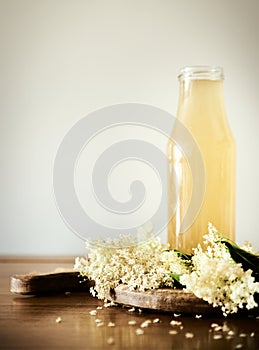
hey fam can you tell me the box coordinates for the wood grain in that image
[108,285,218,314]
[10,271,93,295]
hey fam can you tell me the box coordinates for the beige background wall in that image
[1,0,259,255]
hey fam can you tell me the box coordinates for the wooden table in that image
[1,260,259,349]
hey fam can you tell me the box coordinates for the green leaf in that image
[172,249,193,261]
[221,239,259,281]
[170,273,184,289]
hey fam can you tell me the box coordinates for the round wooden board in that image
[107,285,219,314]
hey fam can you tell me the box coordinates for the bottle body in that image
[167,67,236,253]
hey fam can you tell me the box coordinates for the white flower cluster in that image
[180,223,259,316]
[74,223,259,316]
[74,231,188,300]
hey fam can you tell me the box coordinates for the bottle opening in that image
[178,66,224,81]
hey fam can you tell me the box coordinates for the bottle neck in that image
[177,79,227,121]
[175,77,233,144]
[178,66,224,80]
[177,66,226,120]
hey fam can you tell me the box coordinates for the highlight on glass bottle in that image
[167,66,236,254]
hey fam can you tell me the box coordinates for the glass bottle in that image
[167,66,236,253]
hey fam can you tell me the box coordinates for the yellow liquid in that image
[167,79,236,253]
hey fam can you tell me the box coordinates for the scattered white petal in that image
[97,322,104,327]
[89,310,97,316]
[138,309,142,314]
[145,319,152,324]
[107,337,115,345]
[239,333,247,337]
[174,313,181,317]
[135,328,144,335]
[250,332,255,337]
[195,314,202,319]
[140,322,149,328]
[128,307,135,312]
[108,322,115,327]
[128,320,137,326]
[185,332,194,339]
[214,326,222,332]
[235,344,243,349]
[153,318,160,323]
[228,330,235,336]
[168,330,178,335]
[104,302,117,308]
[170,320,182,326]
[64,291,71,295]
[211,323,219,328]
[140,320,151,328]
[96,306,103,310]
[213,334,223,340]
[55,317,62,323]
[95,319,102,323]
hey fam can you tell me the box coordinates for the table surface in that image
[1,260,259,350]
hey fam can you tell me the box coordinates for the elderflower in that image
[74,228,188,300]
[180,224,259,316]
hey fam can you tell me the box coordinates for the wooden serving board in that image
[107,285,217,314]
[10,271,219,314]
[10,271,93,295]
